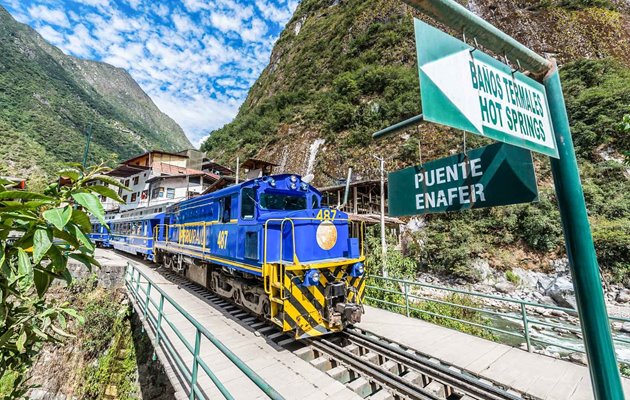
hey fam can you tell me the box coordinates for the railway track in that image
[151,265,527,400]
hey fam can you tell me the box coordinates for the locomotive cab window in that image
[241,188,255,220]
[220,196,231,223]
[259,192,307,211]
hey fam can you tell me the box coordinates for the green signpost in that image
[375,1,624,398]
[415,19,559,159]
[388,143,538,216]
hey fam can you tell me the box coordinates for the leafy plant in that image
[505,270,521,284]
[0,164,126,397]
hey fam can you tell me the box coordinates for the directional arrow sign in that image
[415,19,559,158]
[388,142,539,217]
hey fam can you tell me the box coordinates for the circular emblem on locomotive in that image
[316,220,337,250]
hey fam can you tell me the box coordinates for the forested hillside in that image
[202,0,630,282]
[0,6,192,189]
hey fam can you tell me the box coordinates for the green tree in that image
[0,164,126,398]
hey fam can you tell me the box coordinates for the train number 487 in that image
[217,230,229,249]
[316,209,337,221]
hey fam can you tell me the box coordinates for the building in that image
[0,176,26,190]
[99,150,233,213]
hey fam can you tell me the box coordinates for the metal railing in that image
[365,275,630,368]
[262,217,365,267]
[125,262,284,400]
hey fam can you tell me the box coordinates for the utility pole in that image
[82,123,93,168]
[235,156,240,184]
[374,155,387,277]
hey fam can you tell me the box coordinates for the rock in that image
[569,352,588,365]
[536,275,554,293]
[470,258,494,284]
[511,268,538,289]
[551,309,569,318]
[621,323,630,334]
[494,282,515,294]
[550,258,569,274]
[612,322,622,331]
[545,276,577,309]
[616,289,630,303]
[519,342,529,351]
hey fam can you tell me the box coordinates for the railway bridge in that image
[110,249,630,400]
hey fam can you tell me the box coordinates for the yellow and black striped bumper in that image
[281,264,366,339]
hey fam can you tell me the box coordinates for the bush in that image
[592,219,630,271]
[0,165,126,397]
[505,270,521,284]
[561,58,630,159]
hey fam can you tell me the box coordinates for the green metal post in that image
[373,114,424,139]
[82,123,93,168]
[153,294,165,362]
[387,1,624,397]
[544,64,624,399]
[190,328,201,400]
[404,282,410,318]
[144,283,152,314]
[399,0,550,75]
[520,304,532,353]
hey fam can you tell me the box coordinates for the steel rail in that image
[307,337,443,400]
[344,328,522,400]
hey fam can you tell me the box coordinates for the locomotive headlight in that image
[269,178,276,187]
[302,269,320,287]
[290,175,298,183]
[290,182,297,190]
[300,182,308,191]
[350,262,364,277]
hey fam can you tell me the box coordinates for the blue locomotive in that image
[93,174,367,338]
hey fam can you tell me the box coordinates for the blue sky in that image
[1,0,299,147]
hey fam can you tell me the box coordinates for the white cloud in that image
[37,25,65,45]
[153,4,170,18]
[14,0,297,146]
[172,12,197,34]
[151,92,242,149]
[62,24,99,57]
[256,1,293,24]
[241,18,268,42]
[209,11,241,33]
[28,5,70,28]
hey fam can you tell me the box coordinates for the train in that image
[90,174,367,338]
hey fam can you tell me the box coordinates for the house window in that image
[131,192,137,202]
[166,188,175,199]
[141,190,148,200]
[151,187,159,199]
[122,195,128,203]
[189,176,201,185]
[133,176,139,185]
[158,188,164,198]
[124,179,130,187]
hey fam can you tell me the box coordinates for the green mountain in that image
[0,6,192,189]
[202,0,630,281]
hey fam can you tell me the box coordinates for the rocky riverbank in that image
[404,257,630,368]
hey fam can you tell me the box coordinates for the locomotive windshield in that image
[259,192,307,211]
